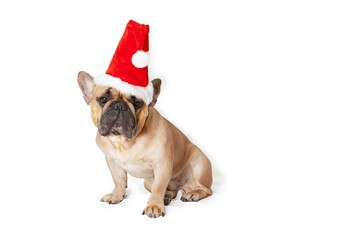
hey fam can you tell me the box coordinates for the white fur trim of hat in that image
[94,74,154,105]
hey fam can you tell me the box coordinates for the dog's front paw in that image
[100,193,125,204]
[142,203,165,218]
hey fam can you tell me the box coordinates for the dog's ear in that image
[149,78,161,108]
[78,71,95,105]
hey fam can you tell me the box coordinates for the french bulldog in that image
[78,71,213,218]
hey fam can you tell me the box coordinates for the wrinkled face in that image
[91,86,148,140]
[78,71,161,141]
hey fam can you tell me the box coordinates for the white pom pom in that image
[131,50,149,68]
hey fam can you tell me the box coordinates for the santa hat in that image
[94,20,153,105]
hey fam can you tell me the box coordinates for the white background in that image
[0,0,359,239]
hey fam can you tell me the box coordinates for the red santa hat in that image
[94,20,153,105]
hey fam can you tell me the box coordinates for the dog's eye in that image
[133,100,143,109]
[100,97,107,104]
[130,96,143,110]
[97,96,109,106]
[134,101,141,107]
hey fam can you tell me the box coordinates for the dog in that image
[78,71,213,218]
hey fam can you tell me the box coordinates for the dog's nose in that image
[112,100,128,111]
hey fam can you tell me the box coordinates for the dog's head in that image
[77,71,161,140]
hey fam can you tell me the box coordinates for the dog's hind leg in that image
[164,189,178,206]
[181,146,213,202]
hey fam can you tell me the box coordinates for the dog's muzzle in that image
[98,99,137,139]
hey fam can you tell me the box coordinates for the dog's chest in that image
[114,157,153,178]
[97,134,155,178]
[104,144,153,178]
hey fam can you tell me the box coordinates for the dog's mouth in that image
[98,99,137,139]
[110,129,121,135]
[109,128,136,139]
[99,117,137,139]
